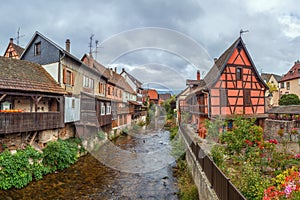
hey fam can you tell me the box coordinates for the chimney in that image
[114,67,117,72]
[197,70,200,80]
[295,60,300,65]
[122,68,125,73]
[9,38,14,44]
[214,58,218,63]
[65,39,70,53]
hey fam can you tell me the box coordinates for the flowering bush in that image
[264,167,300,199]
[278,129,284,137]
[290,128,299,135]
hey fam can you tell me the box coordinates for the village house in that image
[3,38,24,59]
[183,36,268,137]
[0,56,66,150]
[278,60,300,98]
[20,31,112,135]
[158,93,171,105]
[261,73,281,108]
[82,54,138,131]
[143,89,159,105]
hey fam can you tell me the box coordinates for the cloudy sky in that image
[1,0,300,94]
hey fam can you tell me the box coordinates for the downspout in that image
[58,51,66,87]
[201,90,211,119]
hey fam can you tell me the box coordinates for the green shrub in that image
[42,139,79,172]
[210,144,226,167]
[238,163,270,200]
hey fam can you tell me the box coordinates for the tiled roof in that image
[261,73,282,83]
[267,105,300,114]
[203,38,240,89]
[144,89,158,100]
[121,69,143,88]
[11,43,24,57]
[0,56,66,95]
[279,61,300,82]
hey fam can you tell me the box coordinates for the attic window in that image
[298,69,300,73]
[236,67,242,80]
[34,42,41,56]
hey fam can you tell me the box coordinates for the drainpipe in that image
[201,90,211,119]
[58,51,66,86]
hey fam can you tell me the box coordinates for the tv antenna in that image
[14,27,25,45]
[240,29,249,37]
[89,34,94,55]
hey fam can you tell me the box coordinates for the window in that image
[63,68,74,85]
[244,90,251,106]
[106,103,111,114]
[298,69,300,73]
[99,82,105,94]
[34,42,41,56]
[83,76,94,89]
[101,103,105,115]
[72,99,75,108]
[287,82,290,90]
[280,82,285,88]
[236,68,242,80]
[108,87,111,95]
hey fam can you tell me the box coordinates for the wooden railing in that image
[0,112,63,134]
[180,125,246,200]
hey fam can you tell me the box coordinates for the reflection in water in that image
[0,129,179,200]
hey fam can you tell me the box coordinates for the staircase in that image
[21,131,38,149]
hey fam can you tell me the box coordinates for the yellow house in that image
[279,60,300,98]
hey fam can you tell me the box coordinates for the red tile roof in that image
[0,56,66,95]
[144,89,158,100]
[279,61,300,82]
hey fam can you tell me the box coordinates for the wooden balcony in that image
[0,112,63,134]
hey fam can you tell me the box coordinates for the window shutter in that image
[99,82,102,93]
[63,68,67,84]
[71,72,75,86]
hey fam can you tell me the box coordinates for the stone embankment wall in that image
[179,127,219,200]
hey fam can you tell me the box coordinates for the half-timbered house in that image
[0,56,66,149]
[185,37,268,135]
[3,38,24,59]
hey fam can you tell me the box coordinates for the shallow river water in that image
[0,127,179,200]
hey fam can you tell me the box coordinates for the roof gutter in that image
[58,51,66,87]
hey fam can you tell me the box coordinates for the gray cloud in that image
[1,0,300,92]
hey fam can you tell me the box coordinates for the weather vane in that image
[240,29,249,37]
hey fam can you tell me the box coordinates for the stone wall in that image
[264,119,296,140]
[179,128,219,200]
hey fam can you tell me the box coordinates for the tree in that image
[278,94,300,105]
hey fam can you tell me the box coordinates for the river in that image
[0,126,179,200]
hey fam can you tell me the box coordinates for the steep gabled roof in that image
[81,54,109,79]
[261,73,282,83]
[144,89,158,100]
[20,31,82,65]
[0,56,66,95]
[3,38,24,58]
[203,37,268,89]
[279,61,300,82]
[120,68,143,89]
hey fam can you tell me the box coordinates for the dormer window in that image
[34,42,41,56]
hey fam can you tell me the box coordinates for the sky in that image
[1,0,300,94]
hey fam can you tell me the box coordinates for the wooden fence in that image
[180,125,246,200]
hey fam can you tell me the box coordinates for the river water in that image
[0,127,179,200]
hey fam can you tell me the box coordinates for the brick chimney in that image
[197,70,200,80]
[9,38,13,44]
[65,39,70,53]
